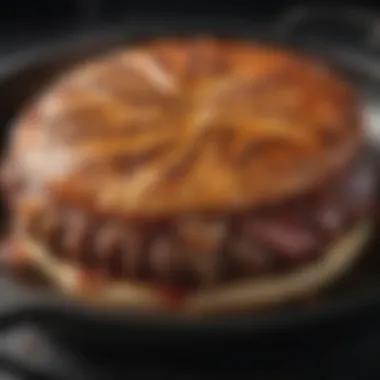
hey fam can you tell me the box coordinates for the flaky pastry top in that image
[4,38,363,216]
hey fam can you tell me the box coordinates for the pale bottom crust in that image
[17,220,372,317]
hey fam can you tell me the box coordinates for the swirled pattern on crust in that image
[3,38,362,216]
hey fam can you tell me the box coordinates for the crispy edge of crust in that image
[14,220,372,317]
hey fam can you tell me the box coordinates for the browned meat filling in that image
[23,153,374,291]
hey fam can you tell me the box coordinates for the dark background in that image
[1,0,379,30]
[0,0,378,56]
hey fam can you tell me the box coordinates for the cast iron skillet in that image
[1,12,380,347]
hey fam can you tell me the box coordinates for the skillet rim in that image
[1,19,380,336]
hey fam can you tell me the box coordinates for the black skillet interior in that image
[1,9,380,348]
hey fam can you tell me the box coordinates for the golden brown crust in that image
[3,38,362,216]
